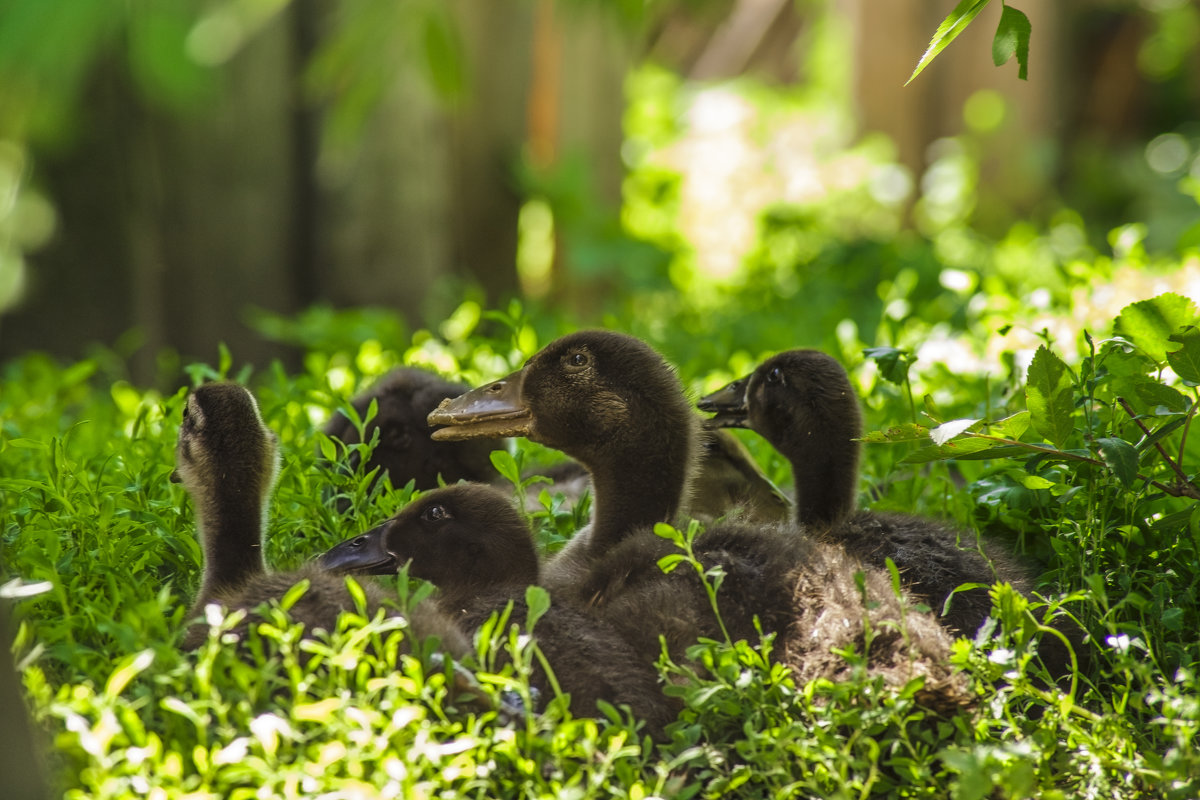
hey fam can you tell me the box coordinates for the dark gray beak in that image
[319,524,398,575]
[697,376,750,429]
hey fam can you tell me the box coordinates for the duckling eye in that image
[766,367,784,386]
[422,504,451,522]
[565,351,591,370]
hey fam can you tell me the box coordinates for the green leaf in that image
[906,0,992,85]
[489,450,521,487]
[1114,293,1199,364]
[858,423,931,444]
[1015,473,1056,490]
[1097,437,1139,488]
[279,578,312,612]
[1167,326,1200,383]
[1131,378,1190,414]
[991,410,1030,440]
[900,437,994,464]
[421,6,465,99]
[524,585,550,631]
[104,650,155,699]
[863,346,916,384]
[1025,345,1075,447]
[992,5,1031,80]
[930,418,981,446]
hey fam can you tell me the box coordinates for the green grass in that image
[4,284,1200,798]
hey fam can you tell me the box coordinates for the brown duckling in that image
[428,331,969,708]
[174,382,470,657]
[698,351,1036,640]
[323,367,504,493]
[319,483,679,736]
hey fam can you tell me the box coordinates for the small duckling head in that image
[172,382,280,504]
[320,484,539,592]
[743,350,862,446]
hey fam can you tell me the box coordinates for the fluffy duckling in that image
[319,483,679,736]
[428,331,969,708]
[698,350,1034,640]
[322,368,502,492]
[174,382,469,657]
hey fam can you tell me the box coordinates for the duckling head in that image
[428,330,693,468]
[172,382,280,506]
[319,484,539,591]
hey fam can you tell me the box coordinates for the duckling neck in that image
[590,470,684,546]
[194,486,268,601]
[784,432,860,527]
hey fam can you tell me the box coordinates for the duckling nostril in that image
[486,382,505,393]
[350,536,367,548]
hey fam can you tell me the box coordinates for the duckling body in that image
[699,350,1034,639]
[320,484,678,736]
[176,382,469,656]
[429,332,968,707]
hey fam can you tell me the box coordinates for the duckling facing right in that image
[428,331,970,710]
[175,382,469,658]
[320,483,679,737]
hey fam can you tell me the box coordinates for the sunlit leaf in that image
[524,585,550,631]
[1166,325,1200,383]
[1097,437,1139,488]
[906,0,992,85]
[858,423,930,444]
[1113,293,1199,364]
[490,450,522,487]
[992,4,1031,80]
[1025,345,1074,447]
[992,410,1030,440]
[1015,473,1056,490]
[930,418,981,445]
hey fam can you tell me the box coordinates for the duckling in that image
[319,483,679,736]
[322,368,503,492]
[174,382,469,657]
[428,331,969,708]
[698,350,1034,640]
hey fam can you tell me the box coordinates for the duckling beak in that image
[318,525,398,575]
[697,376,750,429]
[427,367,533,441]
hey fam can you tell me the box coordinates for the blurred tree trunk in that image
[1,17,301,382]
[444,0,534,306]
[0,2,542,380]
